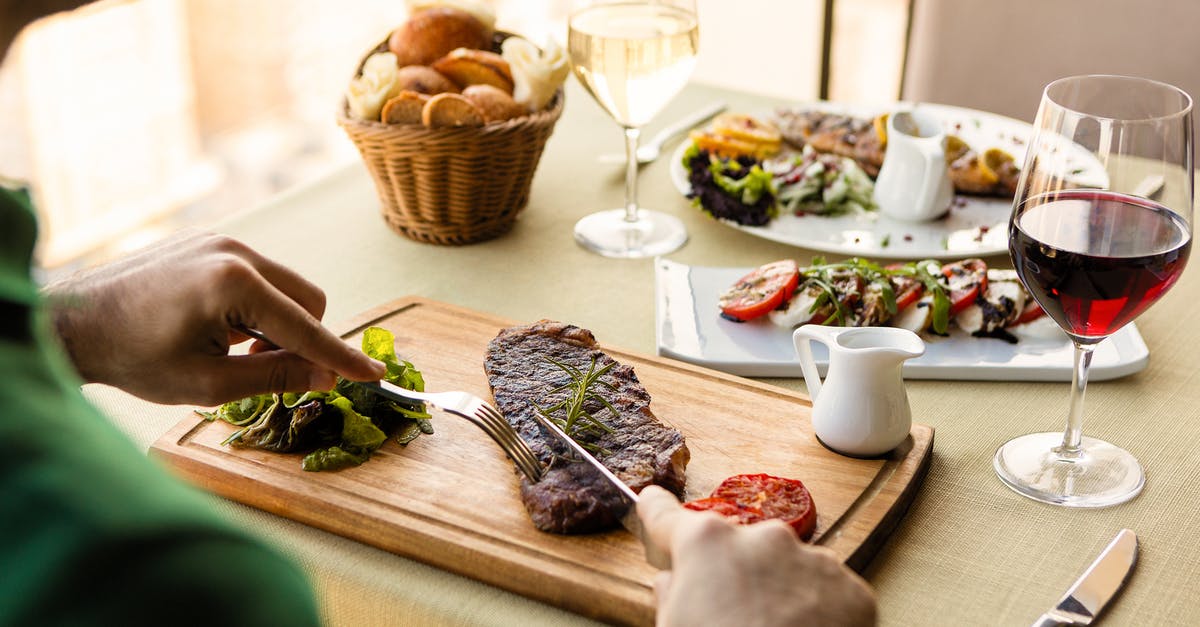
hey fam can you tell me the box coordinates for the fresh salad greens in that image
[683,143,777,226]
[802,257,952,334]
[683,143,877,226]
[773,146,876,216]
[199,326,432,472]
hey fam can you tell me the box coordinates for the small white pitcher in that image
[873,109,955,222]
[793,325,925,457]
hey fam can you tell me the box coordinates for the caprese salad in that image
[718,257,1045,340]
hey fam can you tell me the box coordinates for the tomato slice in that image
[1013,301,1046,325]
[683,497,766,524]
[709,473,817,540]
[891,274,925,312]
[941,259,988,317]
[718,260,801,321]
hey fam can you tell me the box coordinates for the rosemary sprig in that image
[535,355,617,454]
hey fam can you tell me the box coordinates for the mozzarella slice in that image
[891,294,934,334]
[769,287,823,328]
[958,279,1027,334]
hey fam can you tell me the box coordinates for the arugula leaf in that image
[203,394,273,426]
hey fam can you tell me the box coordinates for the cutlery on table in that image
[1031,529,1138,626]
[597,101,727,165]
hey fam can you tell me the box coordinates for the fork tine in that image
[471,403,543,481]
[449,407,531,476]
[474,411,542,480]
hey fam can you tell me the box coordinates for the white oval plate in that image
[654,258,1149,381]
[670,101,1107,260]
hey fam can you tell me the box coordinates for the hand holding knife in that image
[528,407,672,569]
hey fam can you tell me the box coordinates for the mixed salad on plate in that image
[683,110,1020,228]
[719,257,1046,341]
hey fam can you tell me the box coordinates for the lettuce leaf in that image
[210,325,431,471]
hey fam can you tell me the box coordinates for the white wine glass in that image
[994,75,1194,507]
[568,0,698,257]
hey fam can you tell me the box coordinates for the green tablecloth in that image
[87,81,1200,625]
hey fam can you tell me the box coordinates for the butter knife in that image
[1032,529,1138,626]
[529,409,672,569]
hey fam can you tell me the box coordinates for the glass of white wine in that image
[568,0,698,258]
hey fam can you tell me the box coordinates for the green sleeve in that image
[0,187,321,626]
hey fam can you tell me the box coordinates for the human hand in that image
[637,485,877,627]
[45,231,385,405]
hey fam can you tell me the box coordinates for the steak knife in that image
[529,410,672,569]
[1032,529,1138,626]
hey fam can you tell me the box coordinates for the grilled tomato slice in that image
[718,260,801,322]
[684,473,817,540]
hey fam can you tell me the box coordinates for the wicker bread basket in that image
[338,38,564,245]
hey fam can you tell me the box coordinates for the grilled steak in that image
[484,320,689,534]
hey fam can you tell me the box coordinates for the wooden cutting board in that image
[151,297,933,626]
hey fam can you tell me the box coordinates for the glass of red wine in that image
[995,75,1193,507]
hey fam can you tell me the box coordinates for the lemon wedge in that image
[873,113,889,147]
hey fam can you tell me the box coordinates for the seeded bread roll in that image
[388,7,492,67]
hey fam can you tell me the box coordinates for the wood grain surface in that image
[151,297,933,626]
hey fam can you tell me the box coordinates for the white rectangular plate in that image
[654,258,1149,381]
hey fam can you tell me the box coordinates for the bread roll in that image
[394,65,460,95]
[431,48,513,93]
[462,84,525,122]
[389,7,492,67]
[421,93,485,128]
[382,91,431,124]
[405,0,496,32]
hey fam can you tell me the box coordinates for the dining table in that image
[85,80,1200,626]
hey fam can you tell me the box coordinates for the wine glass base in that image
[574,209,687,258]
[993,432,1144,508]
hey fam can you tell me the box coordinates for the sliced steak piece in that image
[484,320,689,534]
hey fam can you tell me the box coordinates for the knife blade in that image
[528,409,672,569]
[1031,529,1138,626]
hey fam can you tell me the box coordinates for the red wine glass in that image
[995,75,1193,507]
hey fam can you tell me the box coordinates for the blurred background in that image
[2,0,908,276]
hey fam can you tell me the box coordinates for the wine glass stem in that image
[623,126,641,223]
[1059,342,1097,457]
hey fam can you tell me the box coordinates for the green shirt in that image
[0,188,320,626]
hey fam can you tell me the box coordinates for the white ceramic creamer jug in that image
[873,109,955,222]
[793,325,925,457]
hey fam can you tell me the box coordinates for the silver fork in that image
[357,381,544,482]
[235,326,544,482]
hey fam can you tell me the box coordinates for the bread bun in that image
[381,91,430,124]
[394,65,460,95]
[421,93,485,128]
[432,48,513,93]
[462,84,525,122]
[406,0,496,32]
[388,7,492,67]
